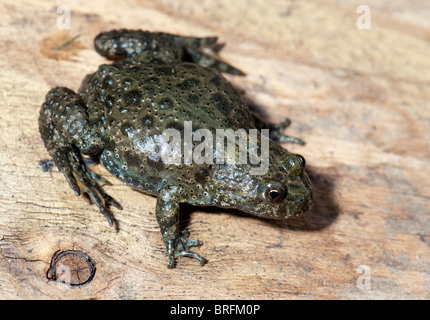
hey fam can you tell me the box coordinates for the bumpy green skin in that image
[39,29,313,268]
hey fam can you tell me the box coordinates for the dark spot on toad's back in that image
[194,167,211,183]
[210,75,222,87]
[155,66,174,75]
[92,77,100,86]
[105,95,115,108]
[177,78,200,90]
[187,94,199,104]
[211,92,231,116]
[120,122,134,136]
[103,76,115,88]
[148,157,166,171]
[158,97,174,109]
[124,89,142,105]
[145,76,159,85]
[141,116,154,127]
[124,150,141,168]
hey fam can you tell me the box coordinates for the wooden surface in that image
[1,0,429,299]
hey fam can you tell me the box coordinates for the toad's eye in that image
[296,154,306,168]
[262,183,287,203]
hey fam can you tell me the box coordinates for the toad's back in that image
[80,62,255,131]
[78,62,255,193]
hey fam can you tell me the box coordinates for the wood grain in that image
[0,0,429,299]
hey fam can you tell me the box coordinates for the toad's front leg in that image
[156,187,207,268]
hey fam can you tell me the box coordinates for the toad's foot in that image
[251,112,305,145]
[156,187,207,268]
[54,146,123,226]
[185,46,245,75]
[167,230,207,269]
[171,34,245,75]
[269,119,305,145]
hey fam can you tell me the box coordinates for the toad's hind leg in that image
[184,46,245,75]
[94,29,183,64]
[94,29,244,75]
[172,34,245,75]
[39,87,122,226]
